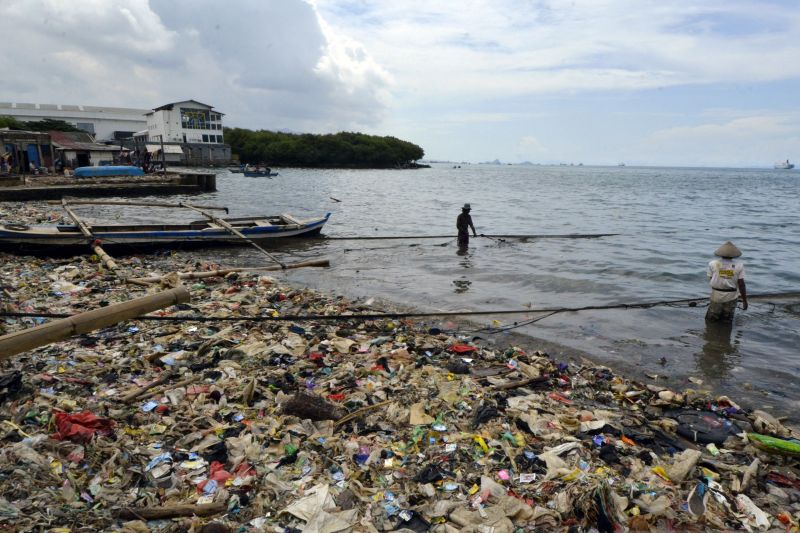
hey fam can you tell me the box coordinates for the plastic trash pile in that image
[1,207,800,531]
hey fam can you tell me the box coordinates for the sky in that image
[2,0,800,166]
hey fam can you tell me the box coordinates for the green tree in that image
[224,127,425,168]
[0,116,23,129]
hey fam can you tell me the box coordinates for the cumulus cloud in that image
[0,0,390,131]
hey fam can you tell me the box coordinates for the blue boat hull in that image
[0,213,330,253]
[74,166,145,177]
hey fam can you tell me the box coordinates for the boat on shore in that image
[0,212,330,251]
[74,165,145,178]
[774,159,795,169]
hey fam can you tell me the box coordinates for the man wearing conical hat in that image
[706,241,748,322]
[456,203,477,250]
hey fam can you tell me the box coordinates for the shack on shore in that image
[0,128,53,174]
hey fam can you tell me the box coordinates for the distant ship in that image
[617,162,626,167]
[774,159,795,169]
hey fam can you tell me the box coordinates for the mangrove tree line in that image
[225,128,425,168]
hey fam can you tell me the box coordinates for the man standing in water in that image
[706,241,748,322]
[457,203,477,249]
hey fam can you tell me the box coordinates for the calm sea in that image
[89,164,800,416]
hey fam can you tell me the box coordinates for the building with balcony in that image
[144,100,225,144]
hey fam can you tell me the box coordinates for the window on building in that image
[217,135,223,143]
[202,134,209,143]
[181,109,209,129]
[76,122,95,134]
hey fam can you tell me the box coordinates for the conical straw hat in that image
[714,241,741,258]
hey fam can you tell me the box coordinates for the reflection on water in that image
[695,319,741,380]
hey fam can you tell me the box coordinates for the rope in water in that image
[324,233,619,240]
[2,292,797,323]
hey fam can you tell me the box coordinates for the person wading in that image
[456,203,477,250]
[706,241,748,322]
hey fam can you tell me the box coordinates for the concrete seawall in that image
[0,171,216,201]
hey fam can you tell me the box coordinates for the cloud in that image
[640,113,800,166]
[0,0,390,132]
[315,0,800,96]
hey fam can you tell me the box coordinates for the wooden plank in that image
[115,501,227,520]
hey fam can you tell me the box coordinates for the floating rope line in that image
[325,233,619,241]
[2,292,798,323]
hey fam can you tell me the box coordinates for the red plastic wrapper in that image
[197,460,233,493]
[449,344,476,354]
[51,410,115,443]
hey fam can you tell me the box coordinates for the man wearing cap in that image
[456,203,477,249]
[706,241,748,322]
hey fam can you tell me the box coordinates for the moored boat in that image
[0,212,330,251]
[242,165,278,177]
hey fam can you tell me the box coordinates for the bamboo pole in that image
[126,259,330,285]
[0,286,190,361]
[47,199,229,211]
[60,199,118,270]
[181,203,287,268]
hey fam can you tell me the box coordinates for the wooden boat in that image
[0,212,330,250]
[244,170,279,177]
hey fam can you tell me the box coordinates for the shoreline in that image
[0,205,800,533]
[1,234,799,529]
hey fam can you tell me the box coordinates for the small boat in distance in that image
[243,165,279,177]
[617,162,626,167]
[774,159,795,169]
[0,212,330,251]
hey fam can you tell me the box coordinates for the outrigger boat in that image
[0,199,330,252]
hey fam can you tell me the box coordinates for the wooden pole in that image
[60,199,118,270]
[118,370,176,403]
[115,501,226,520]
[47,199,228,211]
[126,259,330,285]
[159,136,166,174]
[0,286,189,361]
[181,203,286,268]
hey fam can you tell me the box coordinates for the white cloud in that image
[2,0,800,163]
[0,0,390,132]
[640,113,800,166]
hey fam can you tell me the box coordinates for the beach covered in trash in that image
[1,204,800,532]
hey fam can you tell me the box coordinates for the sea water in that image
[90,164,800,416]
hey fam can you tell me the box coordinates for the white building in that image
[0,102,148,141]
[144,100,225,144]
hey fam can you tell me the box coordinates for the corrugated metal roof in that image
[49,130,118,151]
